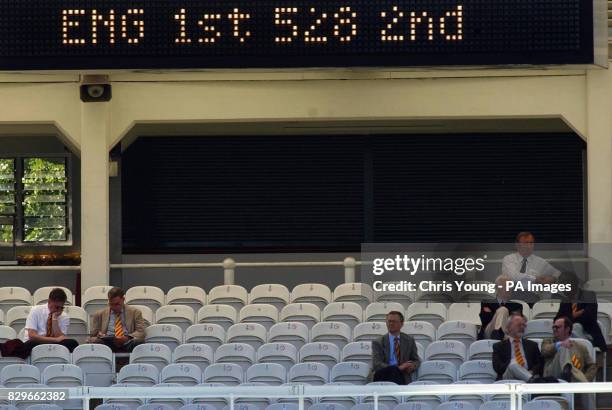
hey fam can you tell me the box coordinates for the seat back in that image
[0,287,32,315]
[130,343,172,372]
[364,302,404,322]
[525,319,554,339]
[125,286,165,314]
[117,364,159,386]
[173,343,213,373]
[353,322,386,342]
[72,344,114,387]
[311,321,351,350]
[129,305,154,327]
[6,306,32,334]
[42,364,83,387]
[468,340,496,361]
[424,340,467,368]
[0,364,40,387]
[257,343,298,372]
[437,320,478,348]
[458,360,496,384]
[268,322,309,350]
[246,363,286,385]
[184,323,225,350]
[82,286,113,318]
[406,303,447,329]
[341,342,372,367]
[30,344,70,374]
[280,303,321,329]
[63,306,89,343]
[531,301,561,320]
[155,305,195,333]
[330,361,369,385]
[288,362,329,385]
[333,283,374,309]
[322,302,362,329]
[290,284,332,309]
[33,287,73,306]
[160,363,202,386]
[226,323,267,350]
[203,363,243,385]
[416,360,457,384]
[166,286,207,314]
[208,285,248,311]
[214,343,256,372]
[401,321,436,349]
[144,324,183,351]
[299,342,340,370]
[197,305,237,331]
[448,303,481,326]
[239,304,278,331]
[249,284,290,310]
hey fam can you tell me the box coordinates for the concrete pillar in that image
[80,100,110,290]
[586,68,612,278]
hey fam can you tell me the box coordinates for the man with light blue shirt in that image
[87,287,145,352]
[371,311,420,384]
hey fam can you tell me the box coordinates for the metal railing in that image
[10,382,612,410]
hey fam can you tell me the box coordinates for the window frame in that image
[0,153,73,247]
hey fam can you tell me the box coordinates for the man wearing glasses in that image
[542,317,597,410]
[23,288,78,353]
[371,310,420,384]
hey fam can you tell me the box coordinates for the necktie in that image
[571,354,582,370]
[514,338,526,367]
[114,314,124,337]
[45,313,52,337]
[394,336,400,363]
[520,257,528,273]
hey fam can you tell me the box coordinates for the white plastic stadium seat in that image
[104,383,144,409]
[353,322,386,342]
[288,362,329,385]
[166,286,207,314]
[184,324,225,351]
[42,364,83,409]
[145,324,183,351]
[311,321,352,350]
[11,383,50,409]
[459,360,496,384]
[173,343,214,373]
[63,306,89,343]
[290,284,332,310]
[130,343,172,372]
[531,301,560,320]
[330,362,369,385]
[308,404,345,410]
[72,344,114,387]
[468,340,496,361]
[437,321,478,348]
[276,383,315,408]
[82,286,113,318]
[197,305,237,331]
[136,405,175,410]
[126,286,165,314]
[94,406,131,410]
[239,304,278,331]
[6,306,32,334]
[393,403,433,410]
[30,344,70,374]
[585,279,612,302]
[524,319,554,339]
[448,381,485,410]
[118,364,159,387]
[268,322,309,351]
[180,406,218,410]
[257,343,298,372]
[0,287,31,314]
[235,382,272,409]
[524,401,563,410]
[299,342,340,369]
[191,382,229,409]
[479,403,511,410]
[341,342,372,367]
[227,323,267,350]
[130,305,154,327]
[350,404,390,410]
[33,287,73,306]
[203,363,243,385]
[265,404,299,410]
[401,321,436,349]
[402,381,442,408]
[448,303,482,326]
[214,343,256,372]
[280,303,320,329]
[0,326,16,342]
[147,383,188,409]
[246,363,286,385]
[436,402,476,410]
[0,364,40,387]
[459,281,496,303]
[424,340,467,368]
[249,284,290,310]
[364,302,404,322]
[597,302,612,343]
[417,282,455,304]
[374,283,413,309]
[160,363,202,385]
[405,302,447,329]
[317,381,357,409]
[333,283,374,309]
[417,360,456,384]
[322,302,362,329]
[208,285,248,311]
[155,305,195,332]
[24,405,63,410]
[0,406,18,410]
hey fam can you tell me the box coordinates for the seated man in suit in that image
[542,316,597,410]
[492,313,541,381]
[555,271,607,351]
[87,287,145,352]
[371,311,420,385]
[479,275,524,340]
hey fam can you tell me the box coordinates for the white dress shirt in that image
[23,304,69,342]
[502,252,560,285]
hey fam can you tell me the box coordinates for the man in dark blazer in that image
[479,275,524,340]
[492,313,542,381]
[371,311,420,385]
[555,272,607,351]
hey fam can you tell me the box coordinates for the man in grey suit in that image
[372,310,420,384]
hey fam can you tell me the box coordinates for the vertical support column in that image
[81,99,110,290]
[224,258,236,285]
[344,257,356,283]
[586,69,612,279]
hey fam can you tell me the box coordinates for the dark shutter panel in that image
[122,133,584,252]
[372,134,585,243]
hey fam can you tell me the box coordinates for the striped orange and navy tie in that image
[394,336,400,363]
[571,354,582,370]
[572,304,578,314]
[114,315,124,337]
[45,313,53,337]
[514,338,526,367]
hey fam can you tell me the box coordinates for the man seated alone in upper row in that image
[0,286,144,358]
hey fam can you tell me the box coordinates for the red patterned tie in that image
[394,336,400,363]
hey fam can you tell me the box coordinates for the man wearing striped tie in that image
[371,311,420,384]
[542,316,597,410]
[492,313,542,381]
[87,287,145,352]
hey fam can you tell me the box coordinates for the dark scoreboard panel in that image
[0,0,594,69]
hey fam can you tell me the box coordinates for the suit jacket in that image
[478,301,524,340]
[372,332,421,384]
[492,337,542,380]
[555,289,606,350]
[90,305,145,343]
[541,338,597,382]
